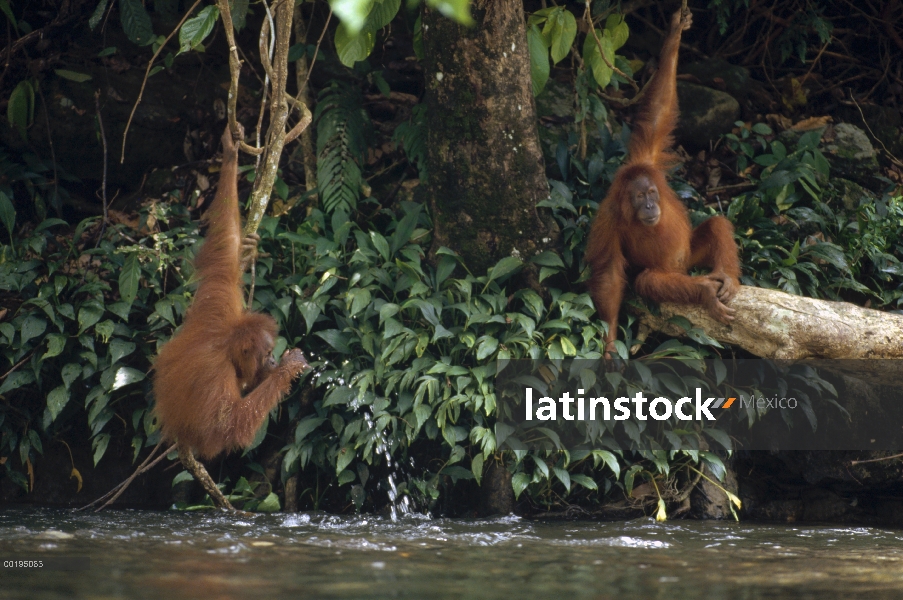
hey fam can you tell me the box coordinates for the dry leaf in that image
[791,116,832,131]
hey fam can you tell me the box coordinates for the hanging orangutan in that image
[153,125,309,460]
[584,8,741,357]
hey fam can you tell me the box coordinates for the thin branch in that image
[216,0,265,156]
[302,9,332,93]
[582,1,639,94]
[290,3,318,192]
[0,350,35,382]
[84,443,175,511]
[803,39,831,82]
[627,8,708,59]
[94,90,109,245]
[178,445,237,511]
[242,0,296,238]
[850,452,903,466]
[121,0,204,163]
[848,89,903,168]
[881,0,903,53]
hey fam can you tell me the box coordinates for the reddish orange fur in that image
[153,127,308,460]
[585,10,741,355]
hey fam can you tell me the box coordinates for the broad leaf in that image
[179,5,219,54]
[119,0,154,46]
[583,30,614,88]
[527,25,550,97]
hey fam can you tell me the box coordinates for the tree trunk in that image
[636,286,903,385]
[422,0,554,274]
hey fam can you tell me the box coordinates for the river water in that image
[1,507,902,599]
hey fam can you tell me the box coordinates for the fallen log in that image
[635,286,903,385]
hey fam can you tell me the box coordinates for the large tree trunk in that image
[636,286,903,385]
[422,0,554,274]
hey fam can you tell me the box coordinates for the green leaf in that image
[471,452,484,485]
[0,191,15,241]
[527,25,550,97]
[92,433,110,466]
[47,386,70,422]
[559,336,577,356]
[119,0,154,46]
[78,301,104,333]
[487,256,523,283]
[511,472,530,499]
[95,320,115,343]
[367,0,400,32]
[297,300,321,334]
[20,315,46,345]
[42,333,67,360]
[334,22,375,67]
[178,5,219,54]
[414,404,431,429]
[592,450,620,479]
[370,231,390,261]
[256,492,281,512]
[0,0,18,29]
[294,416,326,443]
[703,428,733,453]
[338,469,356,485]
[107,366,145,391]
[330,0,375,35]
[336,446,354,474]
[476,336,498,361]
[583,30,614,88]
[699,451,726,481]
[109,338,136,365]
[172,470,194,486]
[315,329,352,354]
[7,79,34,141]
[553,466,571,491]
[604,14,629,51]
[530,250,564,268]
[107,302,130,322]
[119,253,140,305]
[0,371,34,395]
[439,465,474,482]
[61,363,81,388]
[424,0,473,26]
[54,70,92,82]
[390,206,420,256]
[797,129,824,151]
[287,43,307,63]
[229,0,248,30]
[349,288,371,317]
[549,9,577,64]
[89,0,109,30]
[570,474,598,490]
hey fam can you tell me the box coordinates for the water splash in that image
[361,409,413,521]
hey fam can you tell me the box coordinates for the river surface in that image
[1,507,903,599]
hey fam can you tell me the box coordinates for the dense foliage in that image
[1,0,902,516]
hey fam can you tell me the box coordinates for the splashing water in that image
[361,409,413,520]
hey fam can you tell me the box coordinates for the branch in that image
[242,0,295,238]
[582,1,639,95]
[634,286,903,385]
[121,0,204,163]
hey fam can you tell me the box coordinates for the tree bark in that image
[636,286,903,385]
[422,0,555,274]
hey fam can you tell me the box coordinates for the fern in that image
[392,103,428,182]
[315,83,370,214]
